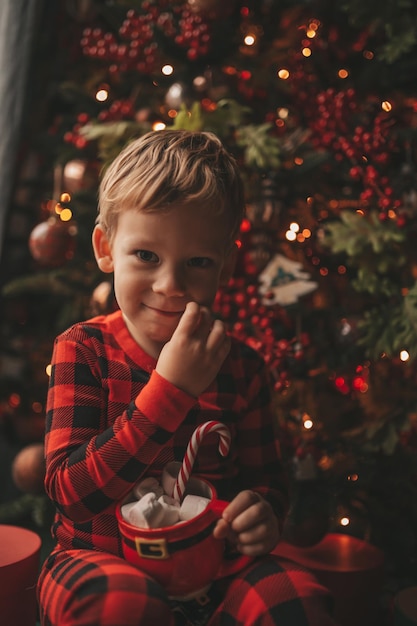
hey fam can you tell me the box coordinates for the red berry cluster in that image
[63,112,92,150]
[158,7,211,60]
[80,2,213,74]
[304,87,404,222]
[63,98,137,150]
[81,8,159,74]
[213,277,310,392]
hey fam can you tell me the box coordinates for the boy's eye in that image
[137,250,158,263]
[188,257,213,268]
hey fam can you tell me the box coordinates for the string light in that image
[60,208,73,222]
[340,516,350,527]
[381,100,392,112]
[303,416,313,429]
[400,350,410,362]
[161,64,173,76]
[152,121,166,131]
[46,364,52,377]
[244,34,256,46]
[95,87,109,102]
[277,68,290,80]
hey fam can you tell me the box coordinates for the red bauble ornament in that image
[12,443,46,494]
[29,217,77,268]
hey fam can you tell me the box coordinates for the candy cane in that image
[173,421,231,502]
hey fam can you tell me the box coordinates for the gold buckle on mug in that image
[135,537,169,559]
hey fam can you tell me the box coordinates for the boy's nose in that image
[153,267,186,296]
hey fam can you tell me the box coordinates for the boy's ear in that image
[92,225,114,273]
[219,242,238,286]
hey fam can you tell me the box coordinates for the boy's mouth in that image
[144,304,184,318]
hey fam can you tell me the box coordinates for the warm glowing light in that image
[319,267,328,276]
[306,29,316,38]
[400,350,410,362]
[95,88,109,102]
[277,107,289,119]
[60,208,73,221]
[240,218,252,232]
[303,418,313,430]
[60,192,71,203]
[302,48,312,57]
[244,34,256,46]
[152,121,166,131]
[340,517,350,526]
[167,109,177,118]
[290,222,300,232]
[46,364,52,377]
[277,68,290,80]
[161,64,174,76]
[285,230,297,241]
[54,202,62,215]
[193,75,207,90]
[347,473,359,482]
[381,100,392,112]
[302,228,311,238]
[294,157,304,165]
[32,402,43,413]
[338,69,349,79]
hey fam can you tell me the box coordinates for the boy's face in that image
[93,204,236,358]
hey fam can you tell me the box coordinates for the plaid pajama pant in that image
[37,547,338,626]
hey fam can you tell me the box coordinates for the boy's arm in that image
[44,334,196,523]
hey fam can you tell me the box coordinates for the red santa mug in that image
[116,471,252,598]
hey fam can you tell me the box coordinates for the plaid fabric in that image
[37,547,175,626]
[44,310,289,556]
[37,549,338,626]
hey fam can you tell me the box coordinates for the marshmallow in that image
[132,476,164,500]
[179,495,210,521]
[122,492,180,528]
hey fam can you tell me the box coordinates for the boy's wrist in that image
[134,370,197,432]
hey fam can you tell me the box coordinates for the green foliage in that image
[235,123,281,171]
[358,283,417,362]
[80,120,151,165]
[341,0,417,62]
[322,211,406,296]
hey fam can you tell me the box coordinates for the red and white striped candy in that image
[173,420,231,502]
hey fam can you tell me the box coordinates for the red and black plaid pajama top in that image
[44,309,289,555]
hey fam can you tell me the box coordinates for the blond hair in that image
[98,129,245,242]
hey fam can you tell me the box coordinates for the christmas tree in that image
[2,0,417,605]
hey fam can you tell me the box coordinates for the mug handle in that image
[209,499,253,578]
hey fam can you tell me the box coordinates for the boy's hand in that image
[156,301,231,397]
[213,490,280,556]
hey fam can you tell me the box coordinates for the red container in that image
[116,475,250,598]
[0,524,42,626]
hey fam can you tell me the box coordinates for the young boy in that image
[37,130,337,625]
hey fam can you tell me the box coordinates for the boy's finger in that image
[221,490,261,524]
[174,301,201,334]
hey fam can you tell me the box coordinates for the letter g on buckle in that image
[135,537,169,559]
